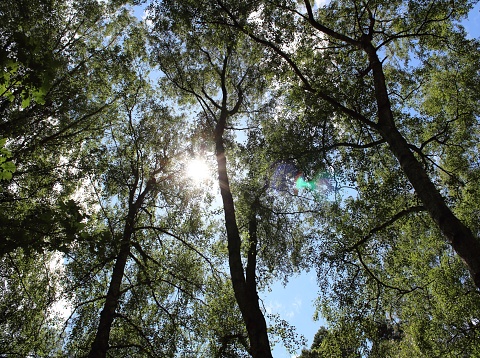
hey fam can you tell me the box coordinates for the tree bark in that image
[88,179,155,358]
[214,110,273,357]
[87,235,131,358]
[364,42,480,288]
[245,201,271,356]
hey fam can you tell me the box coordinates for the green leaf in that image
[1,161,16,172]
[0,170,12,180]
[21,96,31,108]
[32,87,47,105]
[5,91,14,102]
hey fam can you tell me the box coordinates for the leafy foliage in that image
[0,138,15,180]
[2,0,480,357]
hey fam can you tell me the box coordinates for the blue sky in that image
[465,2,480,38]
[264,272,324,357]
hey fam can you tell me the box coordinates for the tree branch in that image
[347,205,426,251]
[355,247,422,294]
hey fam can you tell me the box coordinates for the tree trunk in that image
[88,179,154,357]
[245,203,272,357]
[215,123,273,357]
[87,237,131,358]
[364,42,480,289]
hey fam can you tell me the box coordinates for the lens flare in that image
[270,161,334,196]
[186,159,210,184]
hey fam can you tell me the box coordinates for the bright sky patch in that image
[186,158,211,184]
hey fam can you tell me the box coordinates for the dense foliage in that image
[1,0,480,356]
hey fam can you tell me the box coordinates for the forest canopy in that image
[1,0,480,357]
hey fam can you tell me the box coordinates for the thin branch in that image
[216,0,376,129]
[133,226,217,272]
[107,343,155,358]
[224,125,259,131]
[347,205,425,251]
[355,247,421,294]
[61,295,107,336]
[128,246,206,303]
[112,313,158,357]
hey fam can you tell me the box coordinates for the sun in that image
[186,158,211,184]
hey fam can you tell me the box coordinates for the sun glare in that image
[186,158,211,184]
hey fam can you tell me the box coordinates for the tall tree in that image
[0,1,145,354]
[148,3,275,355]
[61,64,210,357]
[228,1,480,355]
[0,0,141,255]
[212,0,480,288]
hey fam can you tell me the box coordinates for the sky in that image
[131,2,480,357]
[264,272,324,357]
[464,2,480,39]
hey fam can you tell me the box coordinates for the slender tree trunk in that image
[88,180,154,358]
[364,42,480,288]
[87,234,131,358]
[245,202,271,356]
[215,117,273,357]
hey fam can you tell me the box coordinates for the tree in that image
[146,0,480,355]
[148,11,271,357]
[60,62,212,357]
[0,250,65,356]
[0,1,147,354]
[0,0,142,256]
[299,320,404,358]
[237,1,480,355]
[203,0,480,290]
[147,3,278,355]
[299,326,360,358]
